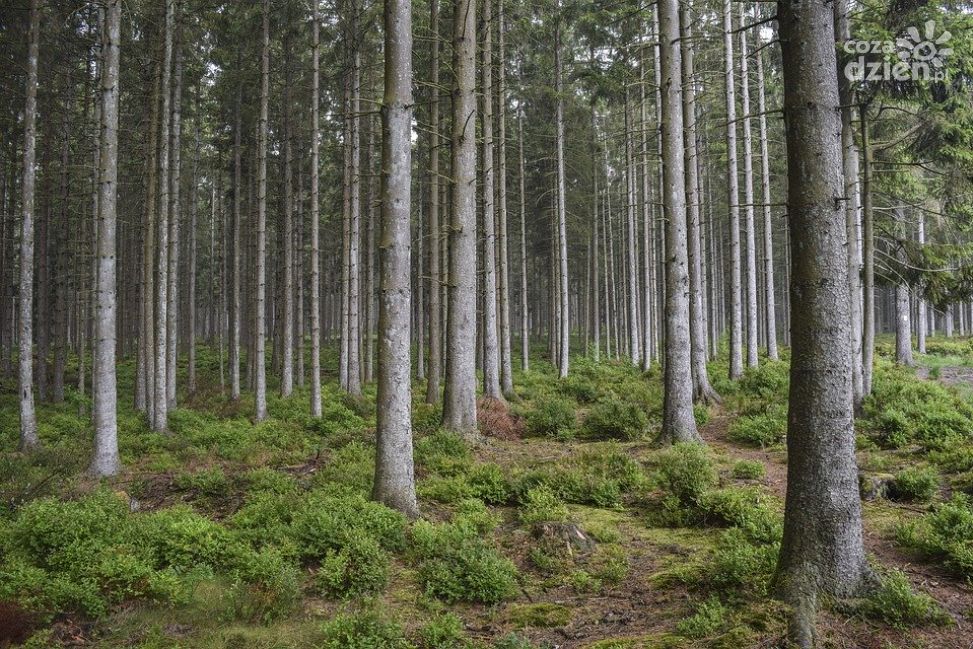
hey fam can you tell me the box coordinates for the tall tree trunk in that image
[91,0,121,477]
[187,88,199,395]
[167,28,183,411]
[658,0,701,444]
[153,0,175,433]
[722,0,743,380]
[310,0,322,416]
[681,3,720,404]
[496,0,513,396]
[591,107,601,363]
[554,19,569,379]
[346,9,363,397]
[52,98,71,404]
[860,107,874,396]
[834,0,862,405]
[754,27,779,362]
[230,84,242,401]
[917,212,926,354]
[255,0,270,421]
[738,6,759,369]
[640,47,652,371]
[281,25,295,397]
[624,92,640,367]
[373,0,419,517]
[518,110,529,371]
[480,0,502,399]
[894,208,913,366]
[776,2,871,643]
[18,0,41,450]
[425,0,442,403]
[442,0,478,434]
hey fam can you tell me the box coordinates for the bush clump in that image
[518,485,569,525]
[654,443,716,507]
[228,547,300,622]
[857,569,951,629]
[292,490,407,559]
[319,610,414,649]
[583,398,650,441]
[731,459,765,480]
[524,396,577,440]
[889,466,940,503]
[411,516,518,604]
[895,494,973,579]
[676,596,728,639]
[316,534,390,598]
[727,413,785,448]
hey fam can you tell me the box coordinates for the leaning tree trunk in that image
[658,0,701,444]
[18,0,41,450]
[91,0,121,477]
[254,0,270,421]
[776,1,871,644]
[373,0,419,517]
[310,1,322,417]
[681,2,720,405]
[722,0,743,380]
[442,0,479,434]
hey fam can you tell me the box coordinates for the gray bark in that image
[776,1,871,643]
[496,0,513,397]
[281,28,295,397]
[480,0,502,399]
[18,0,40,450]
[681,4,720,405]
[894,209,913,366]
[518,110,529,372]
[373,0,419,517]
[754,29,779,362]
[230,85,242,401]
[738,7,759,369]
[917,213,926,354]
[658,0,701,444]
[442,0,478,433]
[723,0,743,380]
[554,20,569,379]
[310,1,322,416]
[166,31,182,411]
[91,0,121,477]
[860,108,874,396]
[255,0,270,421]
[425,0,442,403]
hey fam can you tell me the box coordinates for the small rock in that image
[859,472,895,500]
[531,522,596,556]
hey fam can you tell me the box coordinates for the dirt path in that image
[700,408,973,648]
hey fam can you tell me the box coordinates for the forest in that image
[0,0,972,647]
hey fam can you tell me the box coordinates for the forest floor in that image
[2,337,973,649]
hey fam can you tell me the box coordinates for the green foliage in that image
[583,398,650,441]
[895,494,973,579]
[864,365,973,450]
[676,597,728,639]
[416,612,467,648]
[410,515,518,604]
[318,610,414,649]
[519,485,569,524]
[173,466,231,497]
[727,413,785,448]
[524,396,577,439]
[228,548,300,623]
[316,534,390,598]
[697,487,783,543]
[857,570,951,629]
[654,443,716,506]
[508,602,573,628]
[559,374,600,404]
[731,460,765,480]
[889,466,940,502]
[292,490,407,559]
[139,505,240,571]
[702,528,779,598]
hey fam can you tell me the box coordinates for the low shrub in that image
[727,413,785,448]
[411,518,518,604]
[519,485,569,525]
[316,534,390,598]
[676,596,728,639]
[889,466,940,502]
[895,494,973,579]
[857,569,951,629]
[524,396,576,440]
[292,490,407,559]
[416,612,467,648]
[228,547,300,623]
[702,528,779,597]
[697,487,783,543]
[318,610,414,649]
[654,443,716,507]
[583,398,650,441]
[731,460,765,480]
